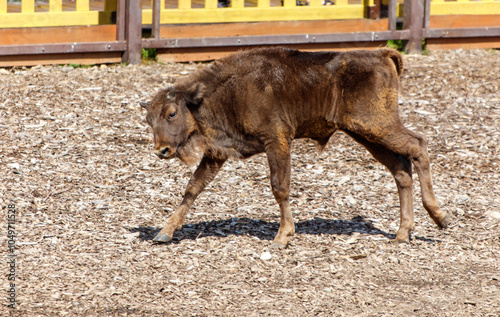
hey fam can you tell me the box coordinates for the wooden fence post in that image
[388,0,397,31]
[122,0,142,64]
[152,0,161,40]
[116,0,126,42]
[403,0,424,53]
[368,0,381,19]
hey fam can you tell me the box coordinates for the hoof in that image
[437,214,449,229]
[270,242,287,249]
[393,231,410,244]
[392,238,410,245]
[153,233,172,243]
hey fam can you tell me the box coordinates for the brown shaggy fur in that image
[142,47,448,248]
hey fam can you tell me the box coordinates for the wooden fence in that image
[0,0,499,66]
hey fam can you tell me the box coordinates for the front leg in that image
[153,155,226,243]
[266,140,295,249]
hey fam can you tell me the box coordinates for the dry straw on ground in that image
[0,49,499,316]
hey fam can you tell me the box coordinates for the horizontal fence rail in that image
[0,42,127,56]
[142,31,412,49]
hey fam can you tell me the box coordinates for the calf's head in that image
[141,83,205,164]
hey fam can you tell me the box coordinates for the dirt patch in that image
[1,49,499,316]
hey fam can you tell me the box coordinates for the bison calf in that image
[141,47,448,248]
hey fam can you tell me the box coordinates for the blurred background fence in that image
[0,0,499,66]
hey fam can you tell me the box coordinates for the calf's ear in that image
[140,101,150,110]
[184,82,205,109]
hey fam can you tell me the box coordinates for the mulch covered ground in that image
[1,48,499,316]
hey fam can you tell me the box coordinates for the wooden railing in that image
[430,0,500,16]
[141,0,375,25]
[0,0,117,28]
[2,0,498,29]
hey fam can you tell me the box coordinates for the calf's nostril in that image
[160,147,169,156]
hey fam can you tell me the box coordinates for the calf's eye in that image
[168,112,177,119]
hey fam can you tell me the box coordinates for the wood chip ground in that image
[1,49,499,316]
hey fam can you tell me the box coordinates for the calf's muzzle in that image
[154,146,172,159]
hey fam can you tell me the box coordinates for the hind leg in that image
[351,125,447,230]
[400,130,448,229]
[347,132,415,242]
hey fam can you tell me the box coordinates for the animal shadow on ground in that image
[128,215,439,244]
